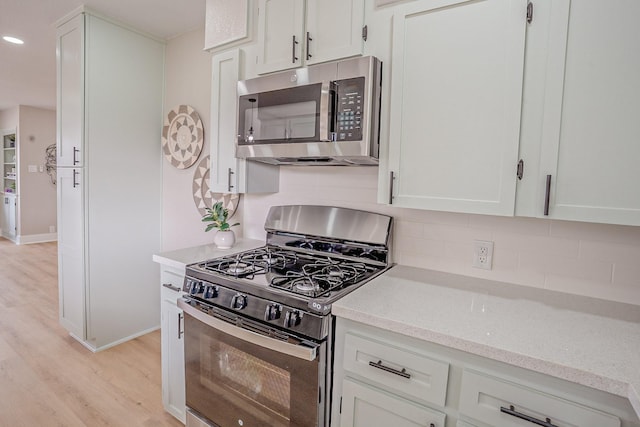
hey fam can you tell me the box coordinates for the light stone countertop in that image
[152,238,264,270]
[332,265,640,418]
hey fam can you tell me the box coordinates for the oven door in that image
[178,299,326,427]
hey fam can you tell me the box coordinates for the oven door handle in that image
[178,299,318,362]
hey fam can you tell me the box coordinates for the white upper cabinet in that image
[204,0,250,51]
[210,49,279,194]
[57,16,84,168]
[256,0,365,74]
[305,0,365,66]
[535,0,640,226]
[386,0,527,216]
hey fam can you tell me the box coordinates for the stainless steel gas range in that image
[178,205,393,427]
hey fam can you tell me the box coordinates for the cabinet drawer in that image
[161,269,184,302]
[343,333,449,407]
[459,369,620,427]
[341,378,446,427]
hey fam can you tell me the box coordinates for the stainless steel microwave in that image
[236,56,382,165]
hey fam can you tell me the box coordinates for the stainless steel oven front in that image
[178,298,329,427]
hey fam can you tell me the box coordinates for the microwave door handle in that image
[178,298,318,362]
[319,81,332,142]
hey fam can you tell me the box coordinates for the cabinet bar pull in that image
[527,2,534,23]
[162,283,181,292]
[368,360,411,379]
[177,312,184,339]
[543,174,551,215]
[227,168,234,192]
[517,159,524,180]
[292,35,299,63]
[389,171,395,204]
[306,32,312,60]
[73,147,80,165]
[73,169,80,188]
[500,405,558,427]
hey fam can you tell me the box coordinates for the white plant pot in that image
[214,230,236,249]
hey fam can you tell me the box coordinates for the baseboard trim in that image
[69,325,161,353]
[15,233,58,245]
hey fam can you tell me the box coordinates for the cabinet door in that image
[256,0,305,74]
[56,15,84,168]
[538,0,640,226]
[2,195,16,238]
[340,378,446,427]
[161,287,186,423]
[210,50,241,193]
[387,0,527,216]
[210,50,280,194]
[305,0,364,66]
[57,168,85,339]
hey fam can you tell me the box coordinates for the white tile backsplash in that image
[243,167,640,305]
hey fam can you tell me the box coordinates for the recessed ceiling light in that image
[3,36,24,45]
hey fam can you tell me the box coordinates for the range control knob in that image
[188,280,202,295]
[284,310,301,328]
[264,304,281,321]
[231,294,247,310]
[203,285,218,299]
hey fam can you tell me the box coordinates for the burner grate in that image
[200,247,299,279]
[270,259,370,297]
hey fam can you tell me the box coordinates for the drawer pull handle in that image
[368,360,411,379]
[500,405,558,427]
[162,283,182,292]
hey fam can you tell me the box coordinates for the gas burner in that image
[202,257,267,279]
[226,262,251,275]
[294,280,319,293]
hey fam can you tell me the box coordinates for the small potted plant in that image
[202,201,240,249]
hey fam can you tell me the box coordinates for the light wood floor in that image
[0,238,182,427]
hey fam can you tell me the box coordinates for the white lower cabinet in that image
[341,378,446,427]
[459,369,620,427]
[333,319,449,427]
[342,332,449,407]
[160,266,186,424]
[333,318,638,427]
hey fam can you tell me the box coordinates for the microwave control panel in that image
[335,77,365,141]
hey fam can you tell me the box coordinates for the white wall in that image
[18,106,57,238]
[0,106,56,242]
[162,28,243,251]
[243,166,640,306]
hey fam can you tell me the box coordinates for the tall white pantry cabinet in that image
[56,11,164,351]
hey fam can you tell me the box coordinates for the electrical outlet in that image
[473,240,494,270]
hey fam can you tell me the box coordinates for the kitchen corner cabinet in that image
[532,0,640,226]
[256,0,365,74]
[210,49,278,194]
[332,318,640,427]
[56,12,164,350]
[160,265,186,424]
[385,0,527,216]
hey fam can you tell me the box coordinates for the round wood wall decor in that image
[192,155,240,217]
[162,104,204,169]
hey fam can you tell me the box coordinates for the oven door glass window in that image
[238,83,328,145]
[184,312,324,427]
